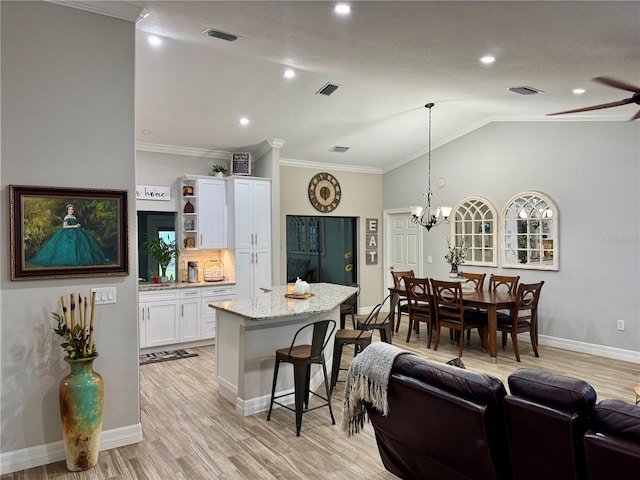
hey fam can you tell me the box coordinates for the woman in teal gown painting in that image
[30,204,108,267]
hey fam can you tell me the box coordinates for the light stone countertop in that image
[138,280,235,292]
[209,283,357,321]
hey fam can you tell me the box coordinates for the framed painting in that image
[9,185,129,280]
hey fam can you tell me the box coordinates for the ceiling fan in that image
[548,77,640,120]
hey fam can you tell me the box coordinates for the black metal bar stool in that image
[267,319,336,436]
[356,293,399,344]
[330,303,382,393]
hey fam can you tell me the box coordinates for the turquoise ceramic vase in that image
[59,355,104,471]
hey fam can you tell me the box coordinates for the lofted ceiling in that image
[132,1,640,172]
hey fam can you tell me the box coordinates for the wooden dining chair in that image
[461,272,486,291]
[356,293,398,344]
[404,277,434,346]
[431,279,486,357]
[460,272,487,343]
[489,274,520,323]
[391,270,414,332]
[497,281,544,362]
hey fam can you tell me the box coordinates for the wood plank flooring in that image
[3,318,639,479]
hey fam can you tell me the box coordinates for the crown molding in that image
[47,1,144,22]
[279,158,382,175]
[136,142,231,160]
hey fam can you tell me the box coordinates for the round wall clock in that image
[308,172,342,213]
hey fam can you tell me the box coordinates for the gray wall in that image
[1,0,139,459]
[384,121,640,355]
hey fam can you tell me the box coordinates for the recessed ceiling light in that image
[480,55,496,65]
[240,117,250,126]
[572,88,586,95]
[147,35,162,47]
[284,69,296,79]
[334,4,351,15]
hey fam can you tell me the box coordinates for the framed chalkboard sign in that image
[231,152,251,176]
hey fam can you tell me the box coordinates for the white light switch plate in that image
[91,287,116,305]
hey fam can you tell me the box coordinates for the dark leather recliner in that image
[505,368,597,480]
[366,355,513,480]
[584,399,640,480]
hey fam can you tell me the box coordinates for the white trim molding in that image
[136,142,232,160]
[47,1,144,22]
[539,335,640,364]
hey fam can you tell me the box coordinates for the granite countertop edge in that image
[139,280,236,292]
[209,283,357,321]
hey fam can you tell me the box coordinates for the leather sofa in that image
[365,355,640,480]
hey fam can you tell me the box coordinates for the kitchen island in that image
[209,283,357,416]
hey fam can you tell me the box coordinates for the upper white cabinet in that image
[232,178,271,249]
[179,176,227,250]
[228,177,272,299]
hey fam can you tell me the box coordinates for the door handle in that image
[181,305,184,316]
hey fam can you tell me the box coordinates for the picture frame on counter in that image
[231,152,251,176]
[9,185,129,280]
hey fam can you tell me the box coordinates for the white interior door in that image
[383,209,423,294]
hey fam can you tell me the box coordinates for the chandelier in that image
[410,102,452,231]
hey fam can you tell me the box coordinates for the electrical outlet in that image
[617,319,625,331]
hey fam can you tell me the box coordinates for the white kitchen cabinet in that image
[200,284,236,339]
[232,178,271,249]
[179,288,201,342]
[178,176,227,250]
[228,178,272,299]
[139,290,179,348]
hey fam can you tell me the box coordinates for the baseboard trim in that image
[539,335,640,364]
[0,423,142,475]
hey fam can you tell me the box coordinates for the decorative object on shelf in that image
[204,259,225,282]
[231,152,251,175]
[9,185,129,280]
[210,164,228,177]
[445,237,467,278]
[410,103,452,231]
[143,236,179,282]
[183,199,194,213]
[183,237,196,248]
[52,292,103,472]
[184,217,195,231]
[182,185,194,196]
[308,172,342,213]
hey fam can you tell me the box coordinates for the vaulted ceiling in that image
[133,1,640,172]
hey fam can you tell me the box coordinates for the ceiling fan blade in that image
[631,110,640,121]
[547,98,633,116]
[593,76,640,93]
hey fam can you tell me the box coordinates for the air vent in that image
[509,86,544,95]
[330,146,350,153]
[316,83,340,96]
[205,29,239,42]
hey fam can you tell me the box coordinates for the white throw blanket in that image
[342,342,415,436]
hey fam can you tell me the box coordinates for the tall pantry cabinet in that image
[228,177,272,299]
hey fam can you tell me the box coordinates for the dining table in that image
[391,283,517,363]
[460,289,517,363]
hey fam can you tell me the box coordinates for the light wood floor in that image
[3,318,639,479]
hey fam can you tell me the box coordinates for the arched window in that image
[502,191,558,270]
[450,196,498,267]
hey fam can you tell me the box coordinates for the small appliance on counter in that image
[187,261,199,283]
[204,259,225,282]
